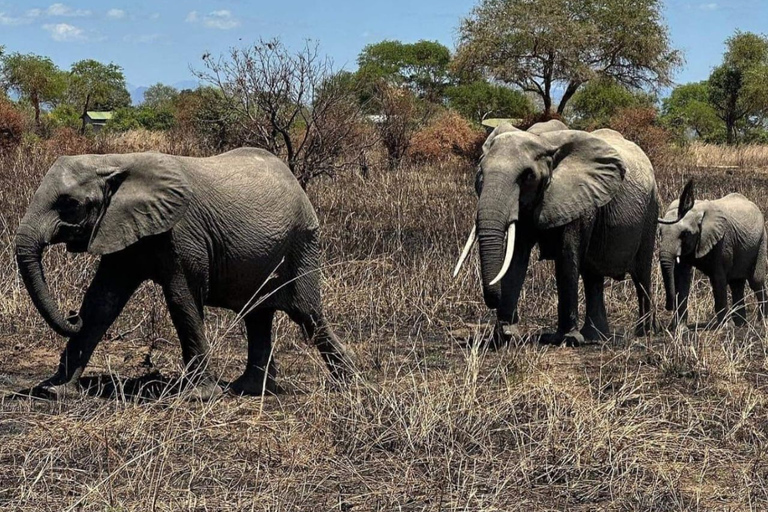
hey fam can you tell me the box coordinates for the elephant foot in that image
[486,321,521,349]
[538,330,584,347]
[581,323,611,342]
[178,375,223,401]
[30,374,82,400]
[228,371,278,396]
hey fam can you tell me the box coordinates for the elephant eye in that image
[56,195,85,222]
[520,168,535,182]
[474,171,484,196]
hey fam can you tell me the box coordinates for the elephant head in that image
[15,153,190,336]
[455,124,626,309]
[658,179,727,310]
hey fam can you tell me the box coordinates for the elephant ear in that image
[696,204,728,258]
[88,154,191,255]
[482,121,521,158]
[534,131,626,229]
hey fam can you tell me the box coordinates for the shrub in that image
[0,100,25,153]
[408,110,486,163]
[607,107,673,164]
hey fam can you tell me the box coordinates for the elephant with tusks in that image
[455,121,660,346]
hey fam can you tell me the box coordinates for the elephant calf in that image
[15,148,354,399]
[659,180,767,329]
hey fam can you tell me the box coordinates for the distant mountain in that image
[128,80,202,105]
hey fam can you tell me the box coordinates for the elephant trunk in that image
[15,222,82,337]
[477,187,517,309]
[659,251,677,312]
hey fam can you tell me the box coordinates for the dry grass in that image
[687,142,768,170]
[2,137,768,510]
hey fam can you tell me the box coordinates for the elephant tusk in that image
[452,225,477,278]
[676,256,680,265]
[490,223,516,286]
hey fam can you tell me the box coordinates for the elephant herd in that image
[13,121,768,399]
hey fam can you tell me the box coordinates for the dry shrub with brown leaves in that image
[608,107,673,165]
[409,110,486,164]
[3,135,768,510]
[0,100,25,154]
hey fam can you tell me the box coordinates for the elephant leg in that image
[289,308,355,382]
[673,263,694,329]
[554,224,583,345]
[730,280,747,326]
[162,269,219,400]
[748,276,767,321]
[710,271,730,327]
[631,241,656,336]
[581,272,609,341]
[38,256,143,397]
[230,309,278,395]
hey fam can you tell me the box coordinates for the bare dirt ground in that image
[2,142,768,510]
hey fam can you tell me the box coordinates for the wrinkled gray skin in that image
[471,122,659,345]
[15,148,354,399]
[659,186,767,329]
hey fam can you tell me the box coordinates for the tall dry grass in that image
[1,134,768,509]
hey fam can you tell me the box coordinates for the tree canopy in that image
[568,78,656,129]
[67,59,130,133]
[661,81,723,142]
[708,31,768,143]
[1,52,66,127]
[454,0,682,114]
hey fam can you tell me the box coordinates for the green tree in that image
[0,53,66,128]
[357,40,452,102]
[142,83,179,110]
[67,59,130,133]
[660,82,723,142]
[568,78,655,129]
[454,0,681,115]
[445,80,532,122]
[708,31,768,144]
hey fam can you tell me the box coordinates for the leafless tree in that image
[373,82,433,169]
[195,39,374,187]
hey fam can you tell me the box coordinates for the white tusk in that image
[490,223,516,286]
[452,225,477,278]
[676,256,680,265]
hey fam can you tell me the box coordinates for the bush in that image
[0,100,25,153]
[607,107,673,164]
[408,110,486,163]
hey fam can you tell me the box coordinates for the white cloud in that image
[107,9,126,19]
[0,12,32,25]
[699,2,718,10]
[186,9,240,30]
[123,33,161,44]
[26,8,43,18]
[150,12,160,20]
[45,3,91,17]
[43,22,86,41]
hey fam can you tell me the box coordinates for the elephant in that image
[658,180,767,329]
[454,121,659,345]
[15,148,355,399]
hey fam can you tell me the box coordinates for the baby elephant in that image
[658,180,767,329]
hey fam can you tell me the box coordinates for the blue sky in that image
[0,0,765,91]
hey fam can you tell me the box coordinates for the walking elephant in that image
[15,148,354,399]
[455,122,659,345]
[658,180,767,329]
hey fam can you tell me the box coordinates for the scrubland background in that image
[1,124,768,510]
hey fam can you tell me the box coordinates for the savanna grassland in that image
[3,136,768,510]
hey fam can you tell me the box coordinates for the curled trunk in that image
[16,225,82,337]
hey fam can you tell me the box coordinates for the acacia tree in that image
[68,59,130,133]
[708,32,768,144]
[661,82,723,142]
[195,39,374,186]
[454,0,681,115]
[1,52,66,128]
